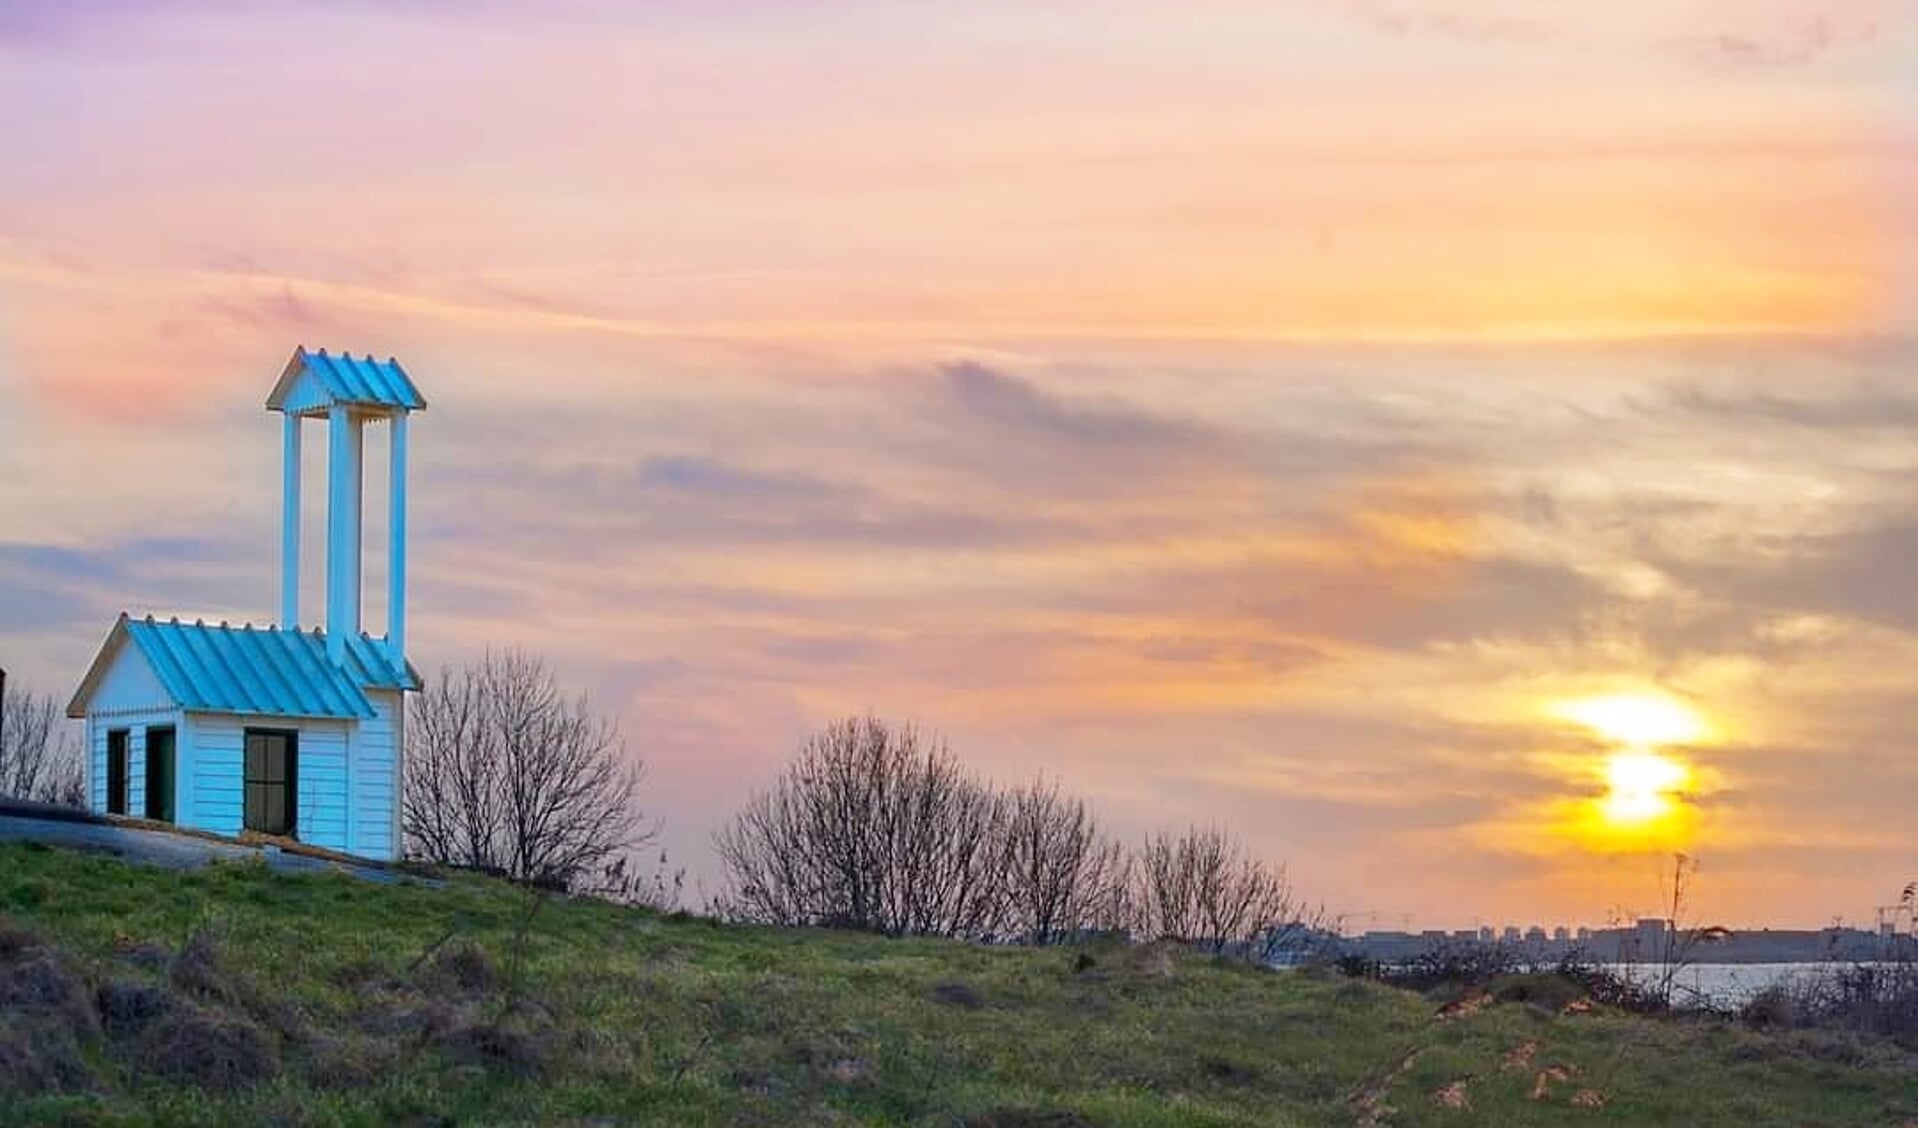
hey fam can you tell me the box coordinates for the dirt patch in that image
[1500,1040,1541,1071]
[931,980,985,1009]
[1434,989,1492,1022]
[1530,1064,1577,1101]
[140,1008,278,1091]
[1350,1047,1421,1127]
[1431,1079,1472,1110]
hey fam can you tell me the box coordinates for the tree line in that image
[714,714,1319,958]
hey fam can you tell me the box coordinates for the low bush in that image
[139,1008,278,1091]
[1740,960,1918,1045]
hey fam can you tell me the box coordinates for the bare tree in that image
[716,718,1319,959]
[1137,825,1317,960]
[403,650,646,888]
[0,680,84,807]
[1003,777,1126,945]
[715,716,1013,939]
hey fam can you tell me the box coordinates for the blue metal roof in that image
[266,347,426,414]
[113,616,420,720]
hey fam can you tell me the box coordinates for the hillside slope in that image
[0,842,1912,1127]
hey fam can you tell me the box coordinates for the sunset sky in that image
[2,0,1913,928]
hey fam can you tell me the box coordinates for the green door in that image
[144,727,176,823]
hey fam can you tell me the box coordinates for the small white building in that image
[66,348,426,860]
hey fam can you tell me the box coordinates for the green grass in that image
[1,842,1913,1127]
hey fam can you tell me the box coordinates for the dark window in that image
[244,729,297,837]
[144,726,176,823]
[105,729,129,816]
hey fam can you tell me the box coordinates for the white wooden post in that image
[326,404,364,664]
[280,413,301,629]
[388,413,408,666]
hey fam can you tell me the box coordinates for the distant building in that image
[1634,918,1670,955]
[1553,926,1570,943]
[1576,927,1592,943]
[1502,926,1521,943]
[1478,926,1496,944]
[1525,926,1547,944]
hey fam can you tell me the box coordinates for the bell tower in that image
[265,347,427,666]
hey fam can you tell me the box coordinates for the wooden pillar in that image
[326,404,364,663]
[280,413,301,629]
[388,413,409,666]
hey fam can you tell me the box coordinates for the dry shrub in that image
[820,1056,874,1084]
[1,952,98,1039]
[96,979,174,1041]
[140,1009,278,1091]
[1200,1057,1259,1086]
[115,939,173,972]
[1123,940,1181,979]
[327,955,389,991]
[357,996,460,1041]
[165,925,310,1047]
[1742,961,1918,1044]
[0,915,43,961]
[965,1111,1100,1128]
[305,1033,387,1089]
[1742,985,1795,1029]
[436,1017,551,1079]
[1488,973,1587,1014]
[169,926,236,1006]
[0,920,101,1095]
[0,1014,95,1096]
[426,940,501,994]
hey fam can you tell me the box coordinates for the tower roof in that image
[267,346,427,417]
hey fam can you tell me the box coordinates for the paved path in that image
[0,800,419,884]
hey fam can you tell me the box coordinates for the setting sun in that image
[1600,751,1692,826]
[1543,691,1713,848]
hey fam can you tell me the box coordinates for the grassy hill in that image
[1,842,1912,1127]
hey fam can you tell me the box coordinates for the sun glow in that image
[1552,692,1712,749]
[1547,690,1714,843]
[1599,751,1692,826]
